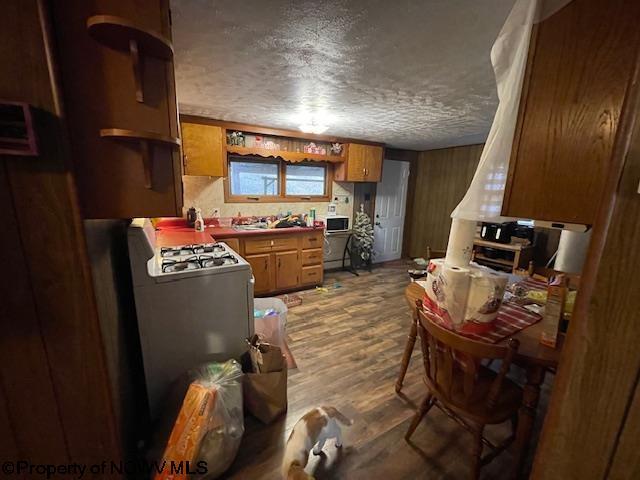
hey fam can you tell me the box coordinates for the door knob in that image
[375,221,381,226]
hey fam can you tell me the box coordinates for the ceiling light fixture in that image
[299,122,329,135]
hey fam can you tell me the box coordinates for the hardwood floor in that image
[224,261,551,479]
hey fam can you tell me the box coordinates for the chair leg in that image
[470,425,484,480]
[395,319,418,393]
[404,393,433,441]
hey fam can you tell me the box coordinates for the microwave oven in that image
[325,215,349,232]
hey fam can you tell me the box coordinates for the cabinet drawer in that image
[301,265,323,285]
[302,248,323,266]
[271,236,298,252]
[244,236,298,254]
[244,238,274,254]
[302,232,323,249]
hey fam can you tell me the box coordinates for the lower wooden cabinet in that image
[221,237,241,253]
[230,230,324,295]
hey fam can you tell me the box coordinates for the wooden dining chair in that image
[395,247,446,393]
[405,300,522,479]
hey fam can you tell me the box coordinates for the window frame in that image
[224,155,332,203]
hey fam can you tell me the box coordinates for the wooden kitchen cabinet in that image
[221,237,241,253]
[335,144,384,182]
[275,251,299,290]
[502,0,640,225]
[245,253,271,294]
[302,248,323,266]
[51,0,183,219]
[299,231,324,287]
[181,122,225,176]
[231,229,324,295]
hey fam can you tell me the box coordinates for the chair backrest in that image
[416,300,519,410]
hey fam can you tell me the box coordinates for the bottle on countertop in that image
[194,208,205,232]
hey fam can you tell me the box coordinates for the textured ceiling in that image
[171,0,516,150]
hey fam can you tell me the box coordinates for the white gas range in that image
[128,218,254,418]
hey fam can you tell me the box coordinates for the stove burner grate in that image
[161,253,238,272]
[160,243,225,257]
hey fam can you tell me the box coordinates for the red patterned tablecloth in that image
[461,301,542,344]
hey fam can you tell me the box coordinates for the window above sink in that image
[226,155,332,203]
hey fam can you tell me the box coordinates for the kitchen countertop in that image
[154,222,323,247]
[209,225,320,239]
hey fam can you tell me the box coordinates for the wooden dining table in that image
[401,282,563,479]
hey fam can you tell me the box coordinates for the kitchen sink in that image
[233,224,269,231]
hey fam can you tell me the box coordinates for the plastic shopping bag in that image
[254,297,296,368]
[154,360,244,480]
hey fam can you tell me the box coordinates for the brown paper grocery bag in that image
[255,346,284,373]
[242,352,288,424]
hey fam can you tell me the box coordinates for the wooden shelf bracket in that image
[87,15,174,103]
[100,128,180,189]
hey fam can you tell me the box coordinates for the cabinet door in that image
[245,253,271,294]
[275,251,299,290]
[502,0,640,224]
[365,146,384,182]
[181,123,224,176]
[337,144,384,182]
[347,144,369,181]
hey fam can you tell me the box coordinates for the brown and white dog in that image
[282,406,353,480]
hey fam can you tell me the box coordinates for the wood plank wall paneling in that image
[354,182,377,220]
[0,0,120,466]
[531,40,640,479]
[405,144,483,258]
[0,162,68,462]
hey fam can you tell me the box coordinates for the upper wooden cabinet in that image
[51,0,183,219]
[181,122,224,176]
[334,144,384,182]
[502,0,640,225]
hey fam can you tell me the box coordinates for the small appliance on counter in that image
[325,215,349,233]
[480,221,517,244]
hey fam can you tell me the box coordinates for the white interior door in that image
[373,160,409,263]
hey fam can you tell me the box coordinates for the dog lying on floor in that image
[282,406,353,480]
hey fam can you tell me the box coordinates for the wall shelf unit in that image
[86,15,174,103]
[226,144,344,163]
[471,238,533,274]
[100,128,180,189]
